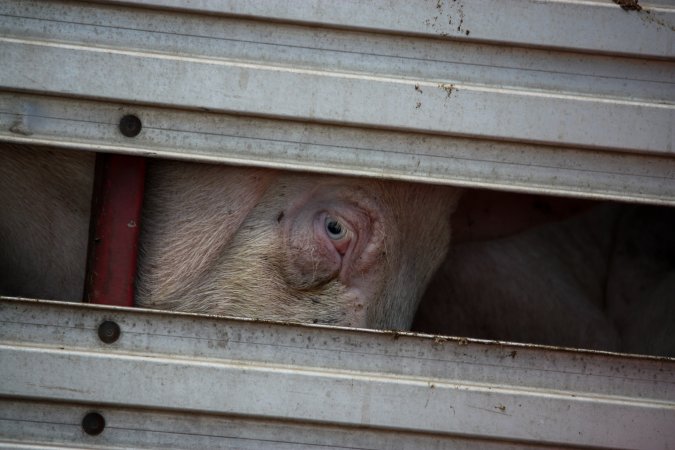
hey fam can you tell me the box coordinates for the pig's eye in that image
[325,216,347,240]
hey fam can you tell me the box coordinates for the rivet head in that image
[98,320,120,344]
[82,412,105,436]
[119,114,142,137]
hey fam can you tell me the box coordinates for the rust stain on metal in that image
[613,0,642,11]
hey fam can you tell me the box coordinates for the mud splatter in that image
[613,0,641,11]
[438,83,455,98]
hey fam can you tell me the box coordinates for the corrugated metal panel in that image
[103,0,675,58]
[1,0,673,204]
[1,297,673,449]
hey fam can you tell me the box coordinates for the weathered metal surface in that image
[1,1,672,153]
[2,92,674,206]
[2,35,671,153]
[1,297,674,449]
[0,0,673,204]
[102,0,675,59]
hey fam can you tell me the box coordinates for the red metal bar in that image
[84,153,146,306]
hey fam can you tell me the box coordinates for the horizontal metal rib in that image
[101,0,675,58]
[1,298,674,448]
[0,0,673,203]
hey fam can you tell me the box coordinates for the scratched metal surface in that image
[1,297,674,449]
[0,0,674,204]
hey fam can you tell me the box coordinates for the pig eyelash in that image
[324,216,348,240]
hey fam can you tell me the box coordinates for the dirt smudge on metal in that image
[613,0,642,11]
[438,83,455,98]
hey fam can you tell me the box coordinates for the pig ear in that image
[452,190,596,242]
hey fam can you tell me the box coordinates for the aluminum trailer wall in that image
[1,0,674,203]
[1,298,674,449]
[1,1,674,448]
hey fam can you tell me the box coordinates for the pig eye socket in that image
[324,216,347,240]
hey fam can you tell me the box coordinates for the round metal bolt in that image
[119,114,142,137]
[82,412,105,436]
[98,320,120,344]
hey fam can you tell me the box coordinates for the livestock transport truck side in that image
[1,1,674,448]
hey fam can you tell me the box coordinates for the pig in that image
[0,145,93,302]
[414,190,675,356]
[3,144,672,356]
[0,144,459,330]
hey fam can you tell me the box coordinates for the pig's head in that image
[136,161,459,329]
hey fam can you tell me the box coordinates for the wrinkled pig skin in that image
[0,144,458,330]
[414,191,675,357]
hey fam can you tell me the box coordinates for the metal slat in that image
[3,2,673,103]
[2,37,671,154]
[101,0,675,59]
[1,298,674,449]
[0,0,673,204]
[2,93,674,205]
[0,400,554,450]
[0,15,672,153]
